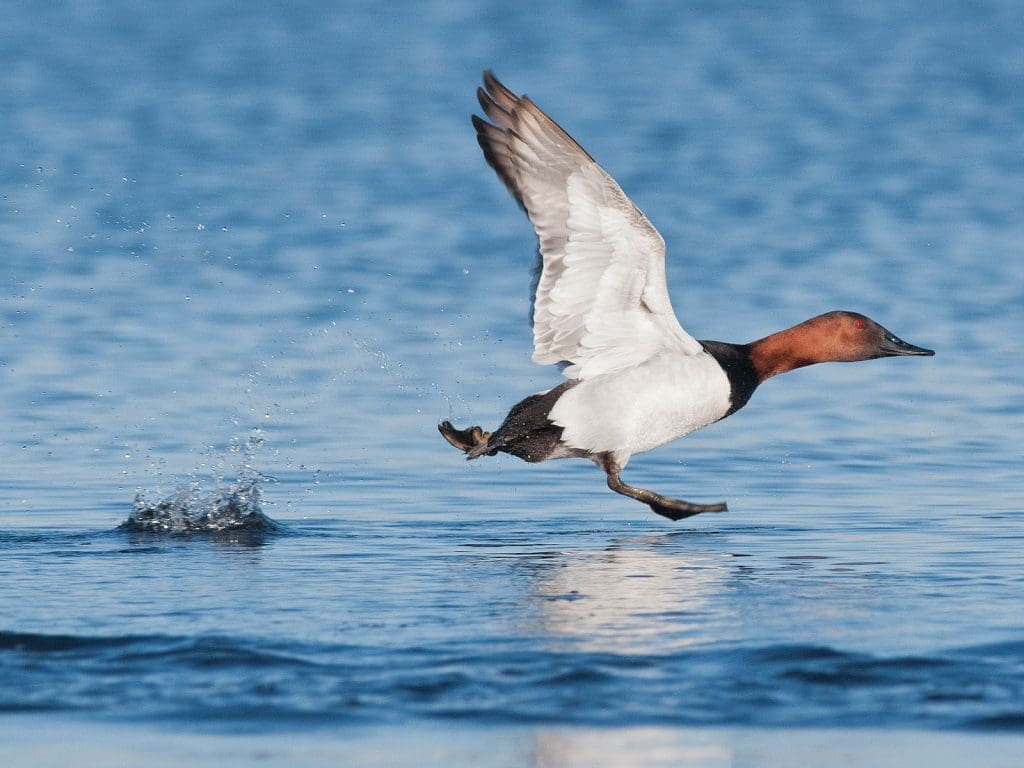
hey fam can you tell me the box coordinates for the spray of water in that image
[122,429,279,533]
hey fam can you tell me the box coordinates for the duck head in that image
[817,310,934,361]
[750,310,934,381]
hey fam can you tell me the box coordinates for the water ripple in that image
[2,630,1022,730]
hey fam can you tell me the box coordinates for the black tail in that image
[471,381,579,463]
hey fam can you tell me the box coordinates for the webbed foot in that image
[438,421,491,454]
[647,495,727,522]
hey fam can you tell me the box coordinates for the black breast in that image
[699,340,760,418]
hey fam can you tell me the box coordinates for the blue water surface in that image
[2,1,1023,765]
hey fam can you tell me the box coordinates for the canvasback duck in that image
[440,71,934,522]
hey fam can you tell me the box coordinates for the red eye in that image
[854,319,865,330]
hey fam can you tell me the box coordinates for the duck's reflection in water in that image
[525,532,731,655]
[531,727,730,767]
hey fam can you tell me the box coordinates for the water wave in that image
[2,630,1022,730]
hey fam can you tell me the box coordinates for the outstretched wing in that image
[473,70,702,380]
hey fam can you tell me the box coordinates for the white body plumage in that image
[549,349,732,467]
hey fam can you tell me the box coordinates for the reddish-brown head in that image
[813,311,934,361]
[749,311,934,381]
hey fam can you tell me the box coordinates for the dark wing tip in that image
[482,69,507,96]
[474,69,592,208]
[478,71,595,165]
[475,86,490,114]
[469,113,488,132]
[480,70,522,116]
[472,72,528,208]
[472,116,525,208]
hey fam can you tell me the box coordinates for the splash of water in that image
[122,429,280,533]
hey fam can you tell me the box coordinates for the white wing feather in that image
[474,71,702,379]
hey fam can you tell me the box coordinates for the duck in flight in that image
[440,71,934,522]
